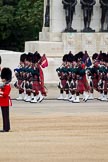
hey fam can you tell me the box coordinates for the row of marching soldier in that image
[56,51,108,103]
[14,51,48,103]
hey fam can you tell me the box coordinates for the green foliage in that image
[0,0,44,51]
[3,0,18,5]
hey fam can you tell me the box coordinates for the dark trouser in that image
[101,7,108,27]
[65,8,74,29]
[83,8,92,29]
[1,106,10,132]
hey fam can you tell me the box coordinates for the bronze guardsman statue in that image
[44,0,50,27]
[80,0,96,32]
[100,0,108,32]
[62,0,77,32]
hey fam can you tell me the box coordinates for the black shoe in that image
[4,130,9,132]
[3,129,10,132]
[0,130,9,132]
[0,130,5,132]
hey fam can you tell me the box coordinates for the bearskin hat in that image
[77,51,84,59]
[33,51,41,63]
[62,54,68,62]
[74,51,84,62]
[98,53,106,62]
[26,52,33,62]
[1,67,12,82]
[20,53,27,62]
[67,53,73,62]
[105,54,108,63]
[92,53,98,60]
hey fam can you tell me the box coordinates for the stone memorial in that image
[25,0,108,83]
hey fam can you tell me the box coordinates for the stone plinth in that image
[43,58,61,84]
[62,33,105,55]
[25,33,108,57]
[25,41,63,57]
[25,0,108,57]
[0,50,21,83]
[39,28,62,42]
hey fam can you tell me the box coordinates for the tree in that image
[0,0,44,51]
[3,0,18,5]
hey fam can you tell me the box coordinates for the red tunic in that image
[0,84,12,107]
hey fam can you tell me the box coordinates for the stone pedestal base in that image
[43,58,61,84]
[25,41,63,57]
[25,32,108,57]
[62,32,108,55]
[39,27,62,42]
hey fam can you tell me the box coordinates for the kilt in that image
[17,80,24,93]
[77,80,85,93]
[92,78,98,91]
[39,83,47,96]
[32,81,40,95]
[83,75,90,91]
[61,79,68,89]
[103,80,108,91]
